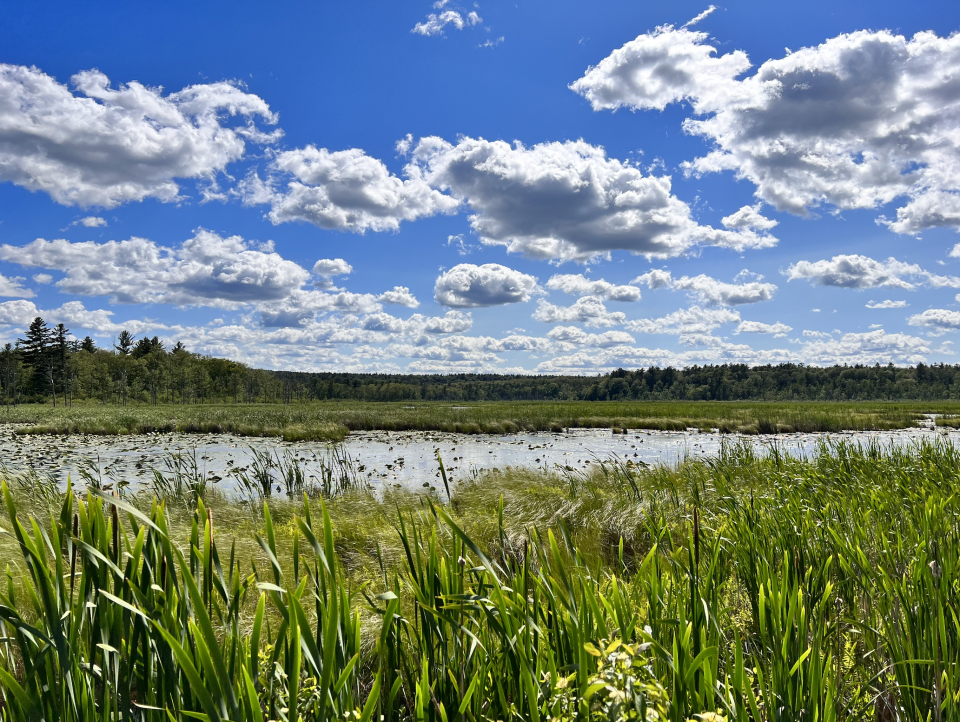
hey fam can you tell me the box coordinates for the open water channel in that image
[0,418,955,496]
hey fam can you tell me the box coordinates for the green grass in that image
[1,398,955,440]
[2,438,960,720]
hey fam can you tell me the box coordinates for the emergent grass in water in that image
[1,398,956,440]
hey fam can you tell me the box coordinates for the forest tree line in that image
[4,316,960,405]
[274,363,960,402]
[0,317,291,406]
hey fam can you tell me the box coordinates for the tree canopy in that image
[2,316,960,405]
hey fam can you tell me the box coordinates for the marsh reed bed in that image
[1,438,960,720]
[1,398,954,440]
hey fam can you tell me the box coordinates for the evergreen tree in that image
[54,323,70,406]
[19,317,52,368]
[132,336,164,358]
[0,343,22,407]
[18,317,54,400]
[113,330,134,406]
[114,330,134,355]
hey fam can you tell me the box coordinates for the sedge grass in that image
[1,439,960,720]
[0,398,955,440]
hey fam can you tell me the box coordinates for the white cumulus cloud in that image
[312,258,353,277]
[672,274,777,306]
[546,326,635,347]
[377,286,420,308]
[409,135,776,262]
[69,216,107,228]
[0,299,165,335]
[312,258,353,290]
[435,263,539,307]
[735,320,792,336]
[422,310,473,334]
[908,309,960,331]
[532,296,627,327]
[569,24,751,113]
[0,64,279,208]
[0,300,43,328]
[257,289,384,327]
[629,269,775,306]
[0,230,309,307]
[802,330,931,365]
[0,274,34,298]
[866,299,908,309]
[626,306,740,335]
[545,273,641,301]
[721,204,778,231]
[785,255,960,290]
[632,269,674,289]
[573,25,960,235]
[240,145,458,232]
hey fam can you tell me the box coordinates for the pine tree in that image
[18,317,53,400]
[113,330,135,406]
[54,323,70,406]
[19,317,52,367]
[132,336,164,359]
[114,330,134,355]
[0,343,22,408]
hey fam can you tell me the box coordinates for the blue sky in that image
[1,0,960,372]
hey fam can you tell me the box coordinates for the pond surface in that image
[0,418,955,496]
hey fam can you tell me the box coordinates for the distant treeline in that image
[0,317,287,406]
[273,363,960,402]
[4,316,960,405]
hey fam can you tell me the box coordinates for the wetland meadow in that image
[2,398,957,438]
[5,0,960,717]
[1,401,960,720]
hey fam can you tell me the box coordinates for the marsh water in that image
[0,417,954,495]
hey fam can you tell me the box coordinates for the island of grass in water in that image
[5,398,960,439]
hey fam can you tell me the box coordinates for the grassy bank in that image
[2,439,960,720]
[1,398,956,440]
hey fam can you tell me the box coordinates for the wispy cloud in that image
[412,9,481,36]
[683,5,716,28]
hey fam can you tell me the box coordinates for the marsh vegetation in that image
[1,398,956,440]
[1,438,960,720]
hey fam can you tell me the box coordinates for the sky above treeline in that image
[1,0,960,373]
